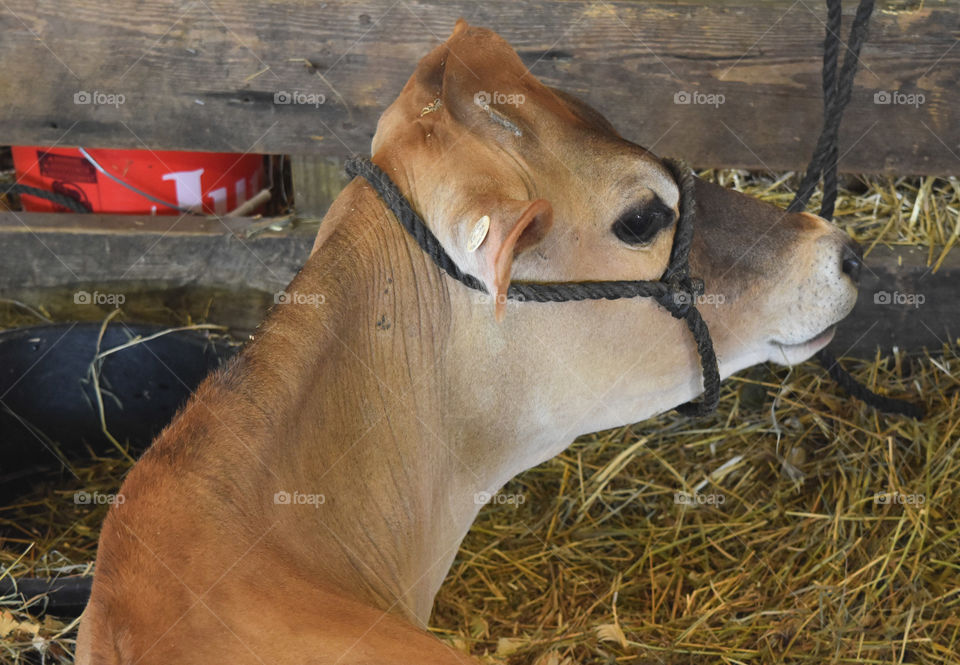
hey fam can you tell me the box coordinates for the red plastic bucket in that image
[11,147,264,215]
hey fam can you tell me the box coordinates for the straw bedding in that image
[1,169,958,664]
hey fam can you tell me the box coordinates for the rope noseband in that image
[345,156,721,417]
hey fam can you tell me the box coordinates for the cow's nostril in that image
[841,241,863,283]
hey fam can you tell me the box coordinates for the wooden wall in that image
[1,0,958,174]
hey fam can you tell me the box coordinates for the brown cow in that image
[76,20,859,665]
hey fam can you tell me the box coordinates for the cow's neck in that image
[192,164,709,630]
[224,179,538,626]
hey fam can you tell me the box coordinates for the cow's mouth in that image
[770,325,836,364]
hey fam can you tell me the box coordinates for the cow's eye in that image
[611,199,676,246]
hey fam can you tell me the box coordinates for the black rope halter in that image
[345,156,721,417]
[347,0,923,420]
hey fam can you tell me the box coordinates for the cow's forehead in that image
[435,27,675,193]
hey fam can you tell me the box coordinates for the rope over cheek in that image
[345,156,721,417]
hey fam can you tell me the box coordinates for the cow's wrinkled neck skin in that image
[233,168,710,624]
[217,179,536,624]
[227,179,466,624]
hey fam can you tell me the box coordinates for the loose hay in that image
[432,345,960,664]
[1,169,958,664]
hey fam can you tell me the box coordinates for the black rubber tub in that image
[1,322,239,617]
[0,575,92,619]
[0,322,238,492]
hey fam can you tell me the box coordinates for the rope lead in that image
[790,0,923,419]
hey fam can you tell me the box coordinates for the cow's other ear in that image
[462,198,553,322]
[413,20,470,94]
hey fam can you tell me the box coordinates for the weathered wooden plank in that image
[0,213,312,294]
[290,155,350,219]
[1,1,957,174]
[0,210,253,235]
[832,245,960,355]
[1,213,957,356]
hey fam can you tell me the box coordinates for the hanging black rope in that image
[789,0,924,419]
[4,183,91,213]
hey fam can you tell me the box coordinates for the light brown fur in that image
[76,21,858,664]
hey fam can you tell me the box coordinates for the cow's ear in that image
[413,20,470,94]
[465,198,552,321]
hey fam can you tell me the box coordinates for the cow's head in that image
[368,21,859,438]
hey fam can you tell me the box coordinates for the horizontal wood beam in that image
[1,1,958,174]
[0,212,311,295]
[832,244,959,355]
[0,212,957,356]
